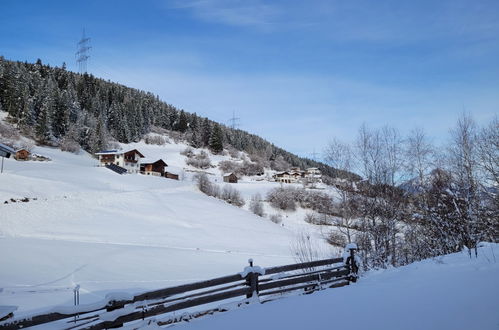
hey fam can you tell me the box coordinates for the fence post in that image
[245,258,260,299]
[345,243,359,283]
[73,285,80,324]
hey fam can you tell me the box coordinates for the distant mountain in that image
[0,56,359,181]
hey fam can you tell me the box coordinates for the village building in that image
[95,149,144,174]
[304,167,322,183]
[223,173,238,183]
[273,171,295,184]
[14,149,30,161]
[140,159,167,177]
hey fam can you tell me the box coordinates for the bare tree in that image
[404,127,435,185]
[447,113,483,256]
[324,138,355,242]
[477,116,499,187]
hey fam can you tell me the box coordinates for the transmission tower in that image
[228,110,240,129]
[310,148,319,161]
[76,29,91,74]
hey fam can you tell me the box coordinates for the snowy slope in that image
[175,243,499,330]
[0,142,335,314]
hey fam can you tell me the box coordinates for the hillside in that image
[0,56,358,181]
[177,243,499,330]
[0,126,344,314]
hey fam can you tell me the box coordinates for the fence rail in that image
[0,247,358,329]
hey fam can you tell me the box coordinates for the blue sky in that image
[1,0,498,158]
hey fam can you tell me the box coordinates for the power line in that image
[310,148,319,161]
[76,28,91,73]
[228,110,240,129]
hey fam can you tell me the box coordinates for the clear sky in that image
[1,0,498,158]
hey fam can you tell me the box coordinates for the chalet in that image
[95,149,144,174]
[304,167,322,183]
[223,173,238,183]
[14,149,30,161]
[140,159,167,177]
[274,171,294,184]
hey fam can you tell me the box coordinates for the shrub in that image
[269,214,283,224]
[0,121,20,140]
[249,193,265,217]
[325,231,347,247]
[145,135,166,145]
[195,173,215,196]
[186,151,211,169]
[266,187,297,211]
[181,146,195,157]
[60,136,80,153]
[238,160,264,176]
[227,147,240,159]
[219,160,240,174]
[220,185,245,207]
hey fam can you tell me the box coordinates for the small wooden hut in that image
[223,173,238,183]
[14,149,30,161]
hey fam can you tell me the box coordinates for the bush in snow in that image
[238,160,264,176]
[195,173,216,196]
[0,121,20,140]
[220,185,245,207]
[269,213,283,224]
[325,231,347,247]
[144,135,166,145]
[181,146,195,157]
[219,160,240,174]
[186,151,212,169]
[266,187,297,211]
[249,193,265,217]
[227,146,240,159]
[60,136,81,153]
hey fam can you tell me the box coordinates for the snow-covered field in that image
[0,140,335,315]
[176,243,499,330]
[1,130,497,330]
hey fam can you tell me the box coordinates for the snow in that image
[0,116,498,329]
[0,142,307,315]
[170,244,499,330]
[239,266,266,278]
[0,133,345,319]
[345,243,358,250]
[0,306,17,319]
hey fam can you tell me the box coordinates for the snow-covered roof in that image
[95,150,121,155]
[0,143,15,154]
[141,158,167,166]
[95,149,145,157]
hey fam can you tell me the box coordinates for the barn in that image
[140,159,167,177]
[223,173,238,183]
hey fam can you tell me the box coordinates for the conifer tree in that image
[209,123,223,153]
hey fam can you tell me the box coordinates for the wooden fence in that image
[0,248,358,329]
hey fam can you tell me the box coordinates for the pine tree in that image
[209,123,223,153]
[201,117,211,147]
[176,110,188,132]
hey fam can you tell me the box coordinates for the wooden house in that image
[223,173,238,183]
[274,171,293,184]
[14,149,30,161]
[140,159,167,177]
[95,149,144,174]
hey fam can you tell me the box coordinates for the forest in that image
[0,57,355,180]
